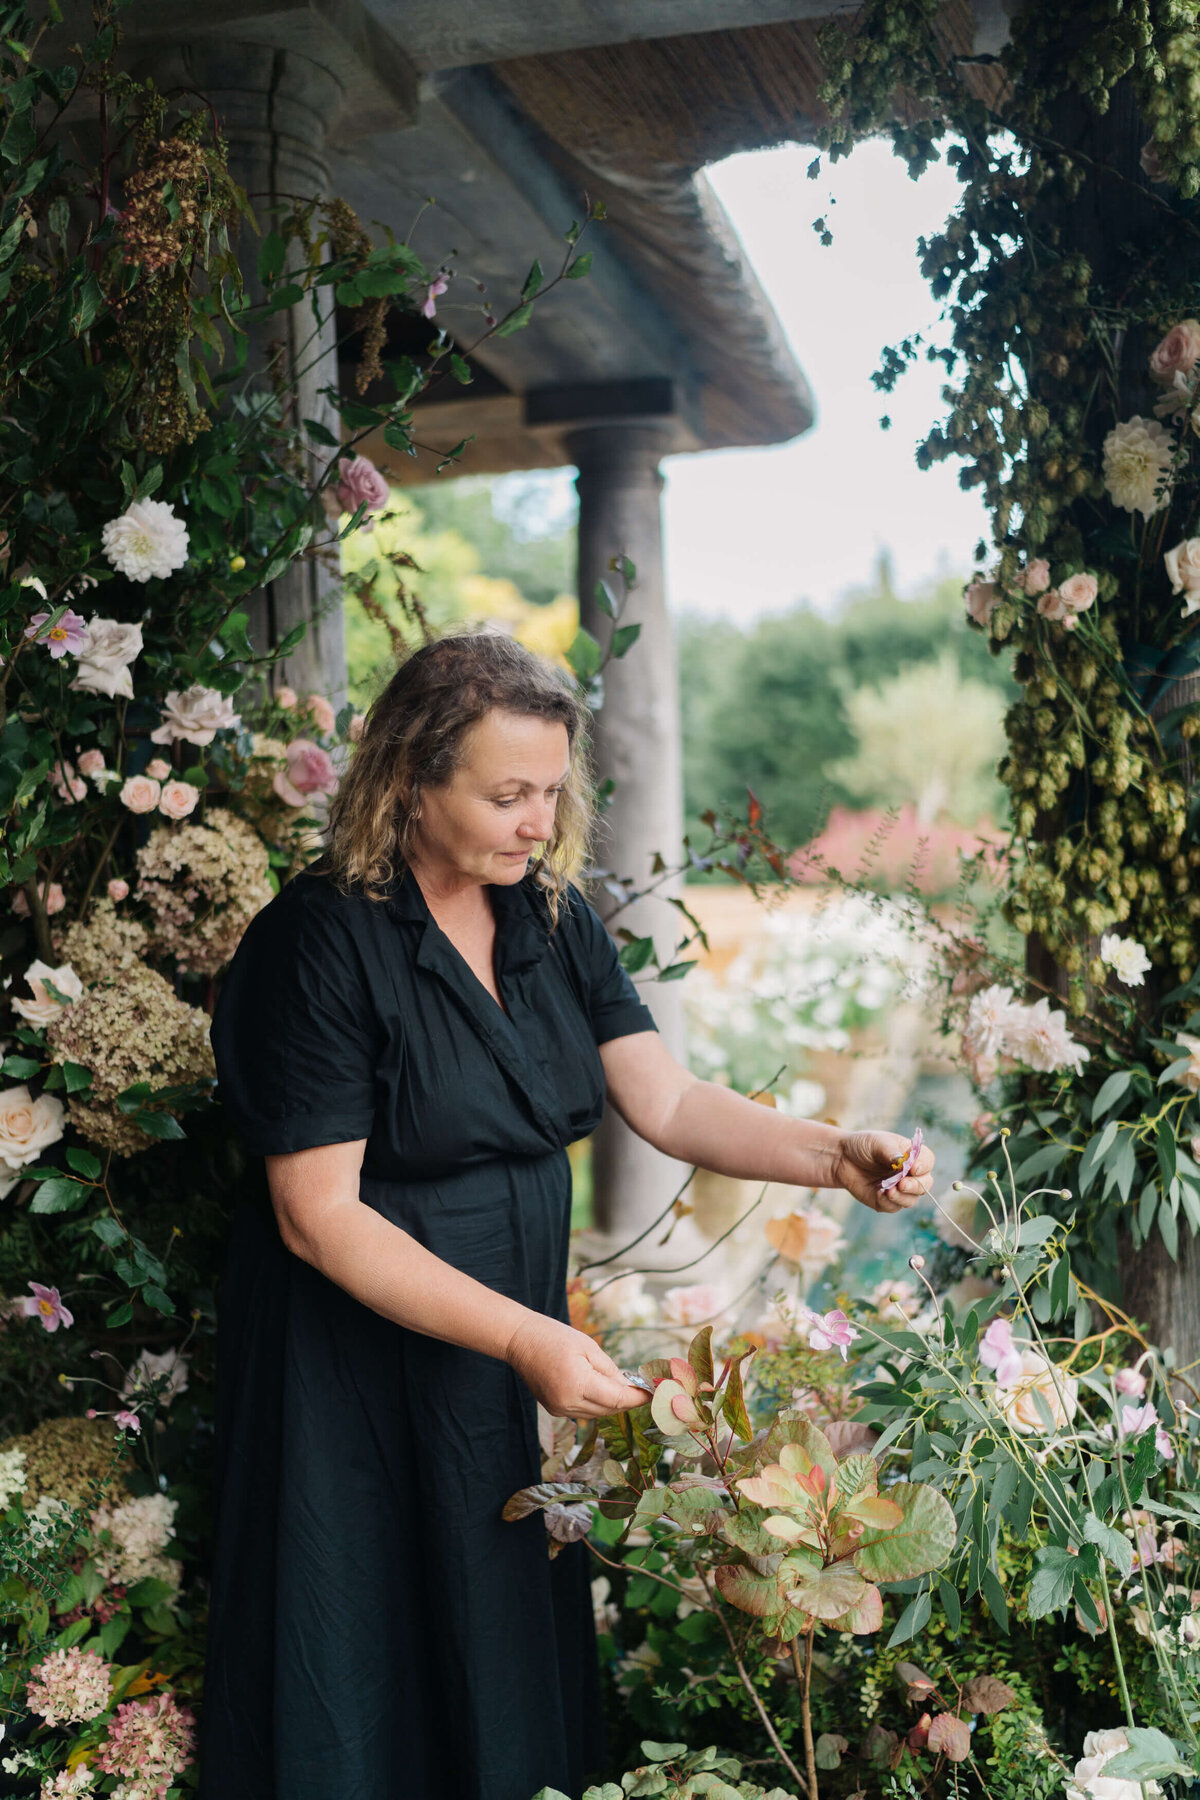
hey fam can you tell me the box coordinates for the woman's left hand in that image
[834,1130,935,1214]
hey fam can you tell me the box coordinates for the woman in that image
[199,631,932,1800]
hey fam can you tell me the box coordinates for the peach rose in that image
[1150,319,1200,384]
[1037,589,1067,623]
[996,1349,1078,1434]
[158,780,199,820]
[1019,558,1051,595]
[119,775,161,814]
[965,580,997,627]
[0,1083,65,1173]
[76,749,106,778]
[12,883,65,918]
[145,758,172,781]
[11,959,83,1028]
[304,693,337,735]
[107,878,129,902]
[1058,572,1098,622]
[51,760,87,803]
[274,686,297,710]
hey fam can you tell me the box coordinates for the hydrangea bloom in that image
[101,499,190,583]
[95,1693,196,1798]
[26,1645,113,1726]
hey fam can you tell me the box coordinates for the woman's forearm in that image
[281,1192,533,1361]
[656,1076,845,1188]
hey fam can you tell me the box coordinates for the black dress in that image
[199,863,657,1800]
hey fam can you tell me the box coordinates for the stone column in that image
[135,44,348,708]
[568,423,691,1247]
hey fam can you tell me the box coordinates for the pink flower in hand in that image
[19,1282,74,1332]
[334,455,390,533]
[420,275,449,319]
[879,1127,923,1193]
[272,739,339,808]
[979,1316,1025,1387]
[24,608,89,659]
[799,1307,858,1361]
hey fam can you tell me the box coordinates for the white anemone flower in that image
[101,498,190,583]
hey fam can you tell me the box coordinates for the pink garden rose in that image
[965,580,997,627]
[304,692,337,735]
[1058,572,1098,619]
[145,757,172,781]
[272,739,339,809]
[107,878,129,902]
[1150,319,1200,384]
[51,759,87,803]
[159,779,199,820]
[1019,558,1051,595]
[76,748,107,777]
[274,685,297,709]
[12,881,65,917]
[335,455,390,532]
[119,774,161,814]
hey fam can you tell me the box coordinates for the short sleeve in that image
[211,885,383,1156]
[569,888,659,1046]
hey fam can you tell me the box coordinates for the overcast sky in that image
[516,137,992,625]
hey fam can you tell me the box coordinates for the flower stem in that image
[790,1629,820,1800]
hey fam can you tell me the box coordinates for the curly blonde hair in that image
[322,630,594,924]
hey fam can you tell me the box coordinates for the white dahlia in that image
[101,499,190,583]
[1102,416,1175,518]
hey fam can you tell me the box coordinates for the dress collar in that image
[382,865,551,977]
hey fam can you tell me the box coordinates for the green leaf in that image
[1027,1546,1076,1618]
[593,578,618,618]
[1159,1199,1179,1261]
[106,1301,134,1329]
[1157,1117,1178,1188]
[449,354,472,385]
[65,1147,101,1180]
[131,1111,186,1142]
[1082,1514,1134,1579]
[886,1590,932,1648]
[126,1575,177,1607]
[688,1324,714,1386]
[980,1568,1008,1631]
[29,1177,87,1214]
[1,1054,41,1079]
[494,302,534,337]
[257,231,286,284]
[610,622,642,659]
[566,251,594,279]
[761,1413,838,1487]
[787,1560,868,1622]
[520,259,543,302]
[565,628,603,681]
[91,1218,125,1250]
[713,1559,783,1618]
[657,960,697,982]
[142,1284,176,1316]
[722,1354,753,1441]
[617,937,656,974]
[62,1061,92,1095]
[303,417,339,447]
[937,1575,961,1634]
[852,1483,957,1582]
[1104,1728,1195,1782]
[1092,1069,1131,1120]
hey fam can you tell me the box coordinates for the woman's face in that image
[411,708,571,888]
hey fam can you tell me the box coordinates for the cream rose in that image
[11,960,83,1028]
[149,684,240,747]
[107,878,129,902]
[1019,558,1051,595]
[996,1349,1078,1434]
[1058,572,1098,619]
[119,775,160,814]
[1165,537,1200,618]
[68,617,143,700]
[1150,320,1200,384]
[158,780,199,820]
[0,1084,65,1173]
[145,758,171,781]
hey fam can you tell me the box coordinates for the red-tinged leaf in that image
[668,1357,699,1396]
[828,1581,884,1635]
[747,786,762,828]
[927,1714,972,1761]
[670,1390,703,1427]
[895,1661,936,1700]
[722,1354,754,1442]
[687,1324,714,1387]
[852,1483,957,1582]
[960,1675,1017,1715]
[715,1559,783,1617]
[843,1494,904,1529]
[825,1420,880,1458]
[785,1560,868,1621]
[761,1414,837,1487]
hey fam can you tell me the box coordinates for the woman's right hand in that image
[504,1313,648,1419]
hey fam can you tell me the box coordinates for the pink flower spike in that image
[114,1410,141,1434]
[800,1306,858,1361]
[879,1126,924,1193]
[420,275,449,319]
[23,608,89,659]
[19,1282,74,1332]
